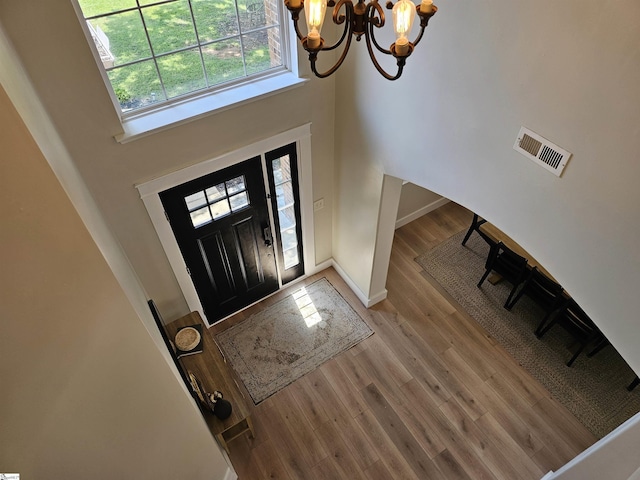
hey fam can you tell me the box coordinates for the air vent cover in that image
[513,127,571,177]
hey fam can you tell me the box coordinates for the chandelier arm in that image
[365,13,407,80]
[364,21,405,79]
[365,2,392,55]
[284,5,307,41]
[411,6,437,47]
[319,0,352,51]
[310,30,355,78]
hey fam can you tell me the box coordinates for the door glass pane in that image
[205,184,226,202]
[281,226,298,251]
[283,246,299,269]
[278,205,296,230]
[226,176,246,195]
[275,182,294,209]
[272,155,291,184]
[185,190,207,210]
[210,199,231,219]
[190,206,212,227]
[229,192,249,211]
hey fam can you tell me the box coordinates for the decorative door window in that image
[184,175,249,228]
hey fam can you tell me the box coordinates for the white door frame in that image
[136,124,315,326]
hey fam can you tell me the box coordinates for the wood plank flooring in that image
[214,201,597,479]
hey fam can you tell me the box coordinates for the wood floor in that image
[217,201,597,479]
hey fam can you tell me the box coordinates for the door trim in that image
[136,124,315,327]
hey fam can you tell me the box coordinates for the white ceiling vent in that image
[513,127,571,177]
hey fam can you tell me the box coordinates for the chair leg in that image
[477,269,492,288]
[505,289,524,311]
[566,344,586,367]
[628,376,640,392]
[462,214,487,246]
[536,318,556,339]
[587,338,610,358]
[503,284,520,309]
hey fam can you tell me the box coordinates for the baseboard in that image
[221,467,238,480]
[309,258,333,275]
[367,288,388,307]
[540,472,554,480]
[395,197,450,229]
[331,259,386,307]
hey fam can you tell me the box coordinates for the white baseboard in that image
[222,467,238,480]
[309,258,333,275]
[395,197,450,229]
[331,259,387,307]
[540,472,554,480]
[367,288,388,307]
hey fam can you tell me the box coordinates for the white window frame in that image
[70,0,307,143]
[136,124,317,327]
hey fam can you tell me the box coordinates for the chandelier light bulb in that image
[392,0,416,55]
[305,0,327,48]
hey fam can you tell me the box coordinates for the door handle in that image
[263,226,273,247]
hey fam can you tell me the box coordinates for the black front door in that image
[160,157,278,324]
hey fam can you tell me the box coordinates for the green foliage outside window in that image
[78,0,282,112]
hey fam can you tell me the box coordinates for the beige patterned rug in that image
[415,230,640,438]
[215,278,373,404]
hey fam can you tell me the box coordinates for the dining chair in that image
[462,213,487,246]
[507,267,565,330]
[536,299,605,367]
[477,241,529,308]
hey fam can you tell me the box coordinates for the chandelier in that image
[284,0,437,80]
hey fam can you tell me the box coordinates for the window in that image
[184,175,249,227]
[265,143,304,284]
[76,0,286,115]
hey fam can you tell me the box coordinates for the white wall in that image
[544,412,640,480]
[0,83,230,479]
[396,182,446,228]
[0,0,335,322]
[331,1,640,474]
[334,0,640,376]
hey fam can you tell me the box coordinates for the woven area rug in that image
[415,231,640,438]
[215,277,373,405]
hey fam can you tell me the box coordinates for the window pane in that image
[226,176,246,195]
[272,155,291,184]
[210,199,231,219]
[88,12,152,67]
[78,0,137,18]
[192,0,239,41]
[143,0,198,55]
[275,182,294,210]
[283,247,299,269]
[281,226,298,251]
[278,205,296,230]
[203,40,245,86]
[185,191,207,210]
[157,49,207,98]
[229,192,249,211]
[242,27,281,76]
[239,0,267,31]
[205,184,226,202]
[107,60,166,111]
[190,206,212,227]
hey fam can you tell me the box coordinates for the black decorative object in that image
[208,391,233,420]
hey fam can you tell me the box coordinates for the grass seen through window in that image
[78,0,283,112]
